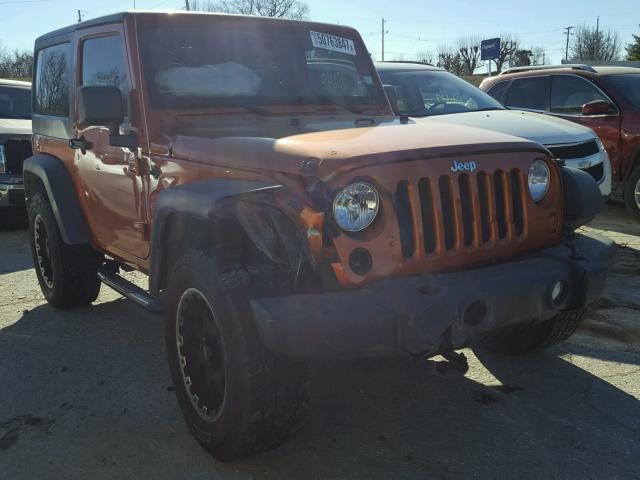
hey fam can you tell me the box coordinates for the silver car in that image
[376,62,611,197]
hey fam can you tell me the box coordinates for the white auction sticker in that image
[310,31,357,56]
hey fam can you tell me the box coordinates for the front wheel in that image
[27,192,102,308]
[481,310,585,355]
[623,165,640,221]
[164,250,308,461]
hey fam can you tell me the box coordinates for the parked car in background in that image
[480,65,640,218]
[377,62,612,197]
[0,79,32,215]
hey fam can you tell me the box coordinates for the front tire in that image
[165,249,308,462]
[482,310,585,355]
[27,192,102,308]
[623,165,640,221]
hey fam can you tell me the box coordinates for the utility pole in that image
[185,0,190,11]
[381,18,386,61]
[564,26,574,61]
[595,15,600,57]
[77,9,83,23]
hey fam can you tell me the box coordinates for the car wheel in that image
[165,249,308,461]
[27,192,102,308]
[623,165,640,221]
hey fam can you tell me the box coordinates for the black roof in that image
[35,11,358,45]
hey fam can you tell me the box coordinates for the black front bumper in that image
[251,233,616,359]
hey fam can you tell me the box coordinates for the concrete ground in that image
[0,204,639,480]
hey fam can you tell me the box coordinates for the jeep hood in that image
[0,118,31,136]
[170,122,544,180]
[415,110,595,146]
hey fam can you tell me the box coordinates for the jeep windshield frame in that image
[136,15,389,115]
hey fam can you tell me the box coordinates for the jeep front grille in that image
[395,169,527,259]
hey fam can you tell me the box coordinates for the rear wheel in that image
[623,165,640,221]
[27,192,102,308]
[165,249,308,461]
[482,310,585,355]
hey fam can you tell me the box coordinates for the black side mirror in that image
[383,84,400,114]
[77,86,124,131]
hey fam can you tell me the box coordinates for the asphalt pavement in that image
[1,205,639,480]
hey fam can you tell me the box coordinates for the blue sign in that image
[481,38,501,61]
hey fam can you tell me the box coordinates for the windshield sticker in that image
[310,31,357,56]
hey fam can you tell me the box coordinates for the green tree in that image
[626,26,640,61]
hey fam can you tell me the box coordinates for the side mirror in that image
[383,84,400,114]
[77,86,124,131]
[581,100,613,116]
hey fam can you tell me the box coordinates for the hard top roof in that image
[35,11,358,45]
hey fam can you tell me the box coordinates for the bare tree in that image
[0,43,33,79]
[570,24,622,61]
[513,49,533,67]
[436,46,463,75]
[187,0,309,19]
[416,50,435,65]
[494,34,518,73]
[530,46,547,65]
[457,37,482,75]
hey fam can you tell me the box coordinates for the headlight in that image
[528,160,550,203]
[333,182,380,232]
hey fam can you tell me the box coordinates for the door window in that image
[486,80,510,104]
[34,43,71,117]
[550,75,610,114]
[81,35,130,115]
[505,76,550,111]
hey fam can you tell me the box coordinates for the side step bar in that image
[97,269,164,315]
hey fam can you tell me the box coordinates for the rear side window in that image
[486,80,510,104]
[81,35,131,114]
[550,75,610,114]
[34,43,71,117]
[505,76,550,111]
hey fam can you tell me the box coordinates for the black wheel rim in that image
[33,214,54,289]
[176,288,227,422]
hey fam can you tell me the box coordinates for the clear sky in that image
[2,0,638,65]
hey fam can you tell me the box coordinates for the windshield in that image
[601,74,640,109]
[137,17,387,114]
[378,68,504,117]
[0,85,31,119]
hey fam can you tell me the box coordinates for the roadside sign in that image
[481,38,501,61]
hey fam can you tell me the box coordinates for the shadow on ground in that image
[1,297,638,480]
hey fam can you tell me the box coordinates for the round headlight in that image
[333,182,380,232]
[528,160,550,203]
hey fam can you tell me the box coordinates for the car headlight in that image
[528,160,550,203]
[333,182,380,232]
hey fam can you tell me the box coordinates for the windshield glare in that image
[602,74,640,109]
[0,86,31,119]
[138,18,387,113]
[378,69,504,117]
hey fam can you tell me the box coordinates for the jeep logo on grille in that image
[450,160,477,173]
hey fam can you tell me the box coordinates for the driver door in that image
[74,31,150,260]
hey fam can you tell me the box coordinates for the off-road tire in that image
[482,310,585,356]
[623,165,640,221]
[27,192,102,308]
[164,249,308,462]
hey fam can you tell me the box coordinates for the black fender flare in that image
[561,166,604,230]
[149,179,283,295]
[22,154,91,245]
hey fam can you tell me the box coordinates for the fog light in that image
[349,248,372,276]
[551,281,567,305]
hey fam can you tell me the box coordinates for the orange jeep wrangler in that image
[25,12,614,461]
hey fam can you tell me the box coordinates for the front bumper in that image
[0,175,25,208]
[251,232,616,359]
